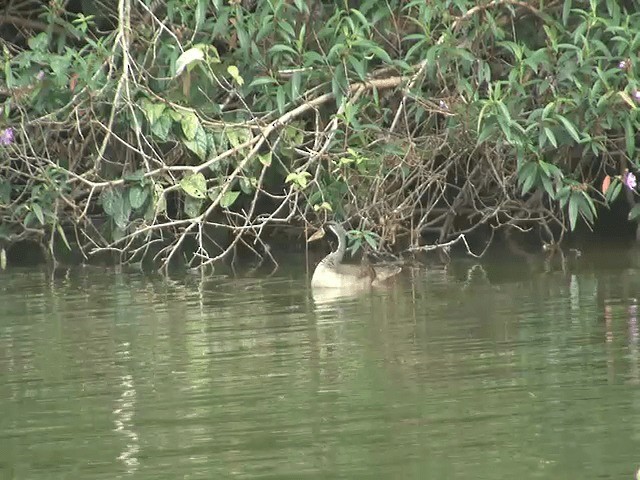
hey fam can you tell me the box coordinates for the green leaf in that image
[291,71,301,100]
[116,194,132,230]
[128,185,149,209]
[477,124,496,145]
[206,132,218,158]
[175,47,205,76]
[28,32,48,51]
[181,111,200,141]
[557,115,581,143]
[540,173,555,199]
[557,185,571,208]
[226,127,251,149]
[143,195,155,221]
[269,44,298,56]
[350,8,370,30]
[303,51,325,65]
[258,152,272,166]
[100,188,122,217]
[349,238,363,255]
[625,117,635,158]
[542,101,555,120]
[496,101,511,124]
[543,127,557,148]
[605,180,622,204]
[295,172,311,189]
[538,160,551,177]
[0,180,10,204]
[101,187,131,231]
[23,212,35,228]
[56,224,71,251]
[521,170,538,194]
[180,173,207,199]
[140,98,166,125]
[279,20,296,39]
[151,112,173,141]
[363,232,378,250]
[368,45,393,64]
[406,38,428,62]
[183,195,203,218]
[568,192,579,230]
[518,162,538,194]
[276,87,286,114]
[332,66,347,107]
[313,201,333,212]
[220,190,240,208]
[348,56,367,81]
[32,203,45,225]
[195,0,207,28]
[629,204,640,221]
[477,101,492,135]
[167,109,183,122]
[236,26,250,51]
[227,65,244,86]
[562,0,572,25]
[256,13,274,41]
[182,125,209,161]
[207,186,221,202]
[3,58,13,90]
[249,76,278,87]
[545,162,563,179]
[239,178,254,194]
[283,124,304,145]
[578,192,595,224]
[584,191,597,215]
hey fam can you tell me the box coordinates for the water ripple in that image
[0,264,639,479]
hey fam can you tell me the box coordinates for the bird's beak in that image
[307,227,326,242]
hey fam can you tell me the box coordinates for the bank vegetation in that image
[1,0,640,270]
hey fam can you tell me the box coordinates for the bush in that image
[1,0,640,269]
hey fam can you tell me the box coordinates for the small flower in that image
[36,70,45,81]
[624,170,637,190]
[438,99,448,110]
[619,59,628,70]
[634,89,640,103]
[0,127,14,146]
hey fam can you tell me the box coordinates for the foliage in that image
[2,0,640,268]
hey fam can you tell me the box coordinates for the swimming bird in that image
[309,222,401,289]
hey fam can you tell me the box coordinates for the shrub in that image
[1,0,640,269]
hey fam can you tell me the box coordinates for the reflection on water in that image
[114,345,139,474]
[1,253,640,479]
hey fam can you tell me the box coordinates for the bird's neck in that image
[322,232,346,266]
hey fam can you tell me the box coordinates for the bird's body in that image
[310,223,401,289]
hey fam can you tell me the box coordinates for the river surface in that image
[1,249,640,479]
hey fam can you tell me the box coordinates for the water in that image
[1,252,640,479]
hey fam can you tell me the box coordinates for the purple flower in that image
[438,99,448,110]
[619,60,628,70]
[634,89,640,103]
[36,70,45,81]
[0,128,14,146]
[624,171,637,190]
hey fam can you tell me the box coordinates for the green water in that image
[1,253,640,479]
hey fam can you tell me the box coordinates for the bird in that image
[309,222,402,289]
